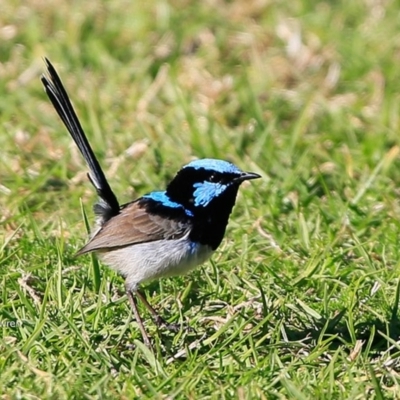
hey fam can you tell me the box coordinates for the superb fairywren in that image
[41,59,260,347]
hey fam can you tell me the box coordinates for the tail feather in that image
[41,58,120,220]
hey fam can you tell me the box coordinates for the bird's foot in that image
[153,316,195,333]
[154,315,181,332]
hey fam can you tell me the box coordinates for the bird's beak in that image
[235,171,261,183]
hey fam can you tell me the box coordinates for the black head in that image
[166,158,260,249]
[166,159,260,210]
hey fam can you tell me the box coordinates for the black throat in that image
[188,184,240,250]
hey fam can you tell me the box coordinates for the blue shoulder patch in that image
[184,159,242,174]
[143,191,194,217]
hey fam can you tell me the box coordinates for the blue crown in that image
[184,159,242,174]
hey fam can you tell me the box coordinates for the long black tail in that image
[41,58,120,220]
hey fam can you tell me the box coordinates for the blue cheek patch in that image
[144,191,194,217]
[193,181,227,207]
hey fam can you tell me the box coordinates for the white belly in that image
[99,234,213,291]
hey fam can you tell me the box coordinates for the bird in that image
[41,58,261,347]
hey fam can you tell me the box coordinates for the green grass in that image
[2,0,400,398]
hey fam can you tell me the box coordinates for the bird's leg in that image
[135,289,181,333]
[125,285,151,347]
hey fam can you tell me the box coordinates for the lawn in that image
[2,0,400,398]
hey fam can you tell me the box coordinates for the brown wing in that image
[77,201,191,254]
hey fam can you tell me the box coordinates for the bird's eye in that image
[209,174,217,182]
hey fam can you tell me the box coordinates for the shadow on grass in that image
[155,300,400,361]
[256,307,400,357]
